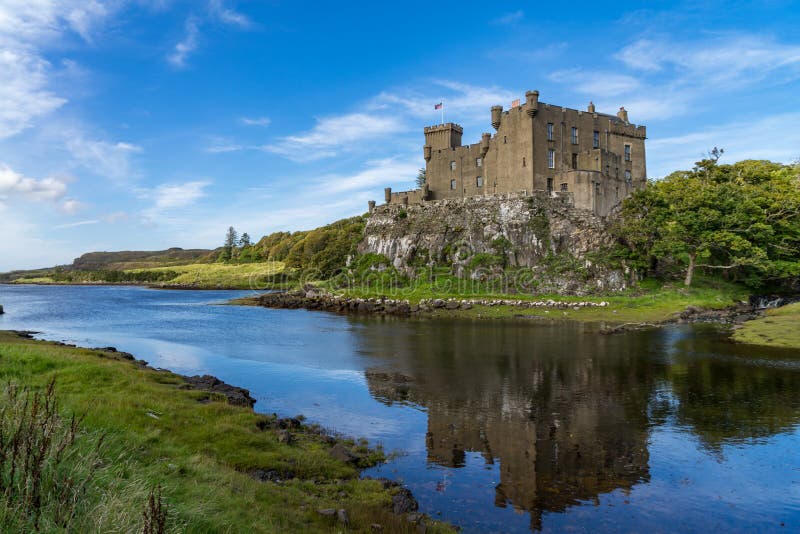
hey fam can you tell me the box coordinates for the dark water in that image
[1,285,799,533]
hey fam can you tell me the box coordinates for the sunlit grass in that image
[0,331,452,533]
[126,262,285,288]
[733,302,800,349]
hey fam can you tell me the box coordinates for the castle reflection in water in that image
[355,318,800,531]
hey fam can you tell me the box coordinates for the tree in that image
[415,168,426,189]
[221,226,238,261]
[617,157,800,287]
[239,232,251,248]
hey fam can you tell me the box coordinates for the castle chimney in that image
[588,101,595,113]
[491,105,503,130]
[368,200,376,213]
[617,107,629,123]
[526,90,539,117]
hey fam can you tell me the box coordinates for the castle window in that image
[625,170,632,183]
[624,144,631,161]
[571,153,578,169]
[476,157,483,167]
[547,123,554,140]
[450,160,456,170]
[450,179,456,190]
[522,157,526,167]
[503,136,507,144]
[560,182,569,192]
[595,182,600,193]
[593,130,600,148]
[547,178,554,192]
[616,167,619,178]
[571,127,578,144]
[547,149,555,169]
[476,176,483,187]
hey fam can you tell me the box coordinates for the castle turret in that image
[423,144,432,161]
[384,187,392,203]
[424,123,463,150]
[480,132,491,156]
[491,105,503,130]
[526,90,539,116]
[588,101,595,113]
[617,107,628,123]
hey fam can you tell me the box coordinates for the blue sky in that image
[1,0,800,270]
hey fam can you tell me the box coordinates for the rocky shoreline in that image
[6,330,434,531]
[254,289,612,316]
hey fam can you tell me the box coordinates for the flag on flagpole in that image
[434,102,443,110]
[511,98,520,108]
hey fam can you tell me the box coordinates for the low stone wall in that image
[256,291,609,317]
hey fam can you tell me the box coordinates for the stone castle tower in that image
[376,90,647,217]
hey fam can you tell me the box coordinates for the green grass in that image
[733,302,800,349]
[127,261,285,289]
[325,275,749,324]
[0,331,452,533]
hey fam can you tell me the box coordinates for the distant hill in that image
[0,248,217,283]
[71,248,216,270]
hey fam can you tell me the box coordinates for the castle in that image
[373,90,647,217]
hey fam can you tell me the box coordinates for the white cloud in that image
[240,116,271,127]
[65,135,142,180]
[320,158,420,195]
[61,198,86,214]
[616,36,800,85]
[208,0,252,28]
[139,180,212,215]
[0,49,66,139]
[648,112,800,177]
[0,163,67,202]
[264,113,406,161]
[168,17,200,68]
[491,11,524,25]
[373,80,517,125]
[549,34,800,122]
[53,219,99,229]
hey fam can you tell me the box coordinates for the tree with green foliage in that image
[239,232,251,247]
[220,226,238,261]
[415,168,426,188]
[617,156,800,287]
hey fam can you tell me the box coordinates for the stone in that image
[276,429,291,444]
[392,488,418,514]
[336,509,349,525]
[317,508,336,518]
[329,443,358,464]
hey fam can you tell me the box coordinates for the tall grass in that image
[0,379,103,531]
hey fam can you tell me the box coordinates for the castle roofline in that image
[424,122,463,133]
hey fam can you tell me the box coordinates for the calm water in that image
[1,285,799,533]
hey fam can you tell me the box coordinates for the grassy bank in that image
[733,302,800,350]
[276,276,749,324]
[9,261,286,290]
[0,331,451,532]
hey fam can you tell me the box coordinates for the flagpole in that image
[441,98,445,124]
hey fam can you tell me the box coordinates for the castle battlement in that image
[373,89,647,217]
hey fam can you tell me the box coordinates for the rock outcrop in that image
[359,192,628,294]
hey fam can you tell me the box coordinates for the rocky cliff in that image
[358,192,627,294]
